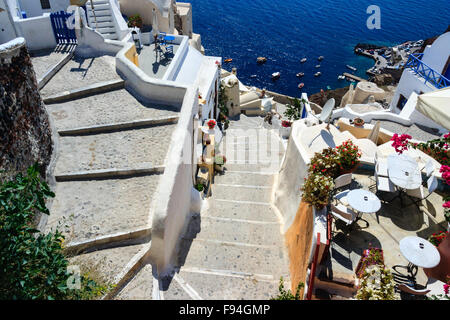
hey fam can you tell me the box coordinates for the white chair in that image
[423,159,435,177]
[330,203,357,226]
[374,153,388,177]
[333,173,352,192]
[406,175,438,203]
[375,168,395,193]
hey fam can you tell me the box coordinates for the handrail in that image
[306,232,321,300]
[404,53,450,89]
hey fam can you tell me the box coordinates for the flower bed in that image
[355,245,384,278]
[302,140,361,209]
[428,231,448,247]
[356,265,398,300]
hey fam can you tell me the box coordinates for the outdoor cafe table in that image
[347,189,381,213]
[387,153,422,190]
[387,153,422,205]
[346,189,381,228]
[394,236,441,280]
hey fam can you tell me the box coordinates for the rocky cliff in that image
[0,38,53,181]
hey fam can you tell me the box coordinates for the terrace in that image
[274,111,449,300]
[137,42,180,79]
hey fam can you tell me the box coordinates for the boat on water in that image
[338,75,345,80]
[224,58,233,63]
[318,56,324,61]
[346,64,357,71]
[315,64,321,68]
[300,58,307,63]
[296,72,305,77]
[298,83,305,89]
[250,74,257,78]
[314,72,321,77]
[257,57,267,64]
[271,72,281,80]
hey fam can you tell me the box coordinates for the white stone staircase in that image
[85,0,119,40]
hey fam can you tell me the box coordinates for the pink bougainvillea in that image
[440,165,450,186]
[391,133,412,154]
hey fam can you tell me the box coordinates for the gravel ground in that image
[46,89,178,131]
[30,45,74,80]
[370,119,442,142]
[40,55,121,97]
[46,175,161,242]
[54,124,176,175]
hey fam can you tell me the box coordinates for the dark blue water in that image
[186,0,449,97]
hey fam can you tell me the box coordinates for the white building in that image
[0,0,72,50]
[391,31,450,111]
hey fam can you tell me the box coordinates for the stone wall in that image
[0,38,52,181]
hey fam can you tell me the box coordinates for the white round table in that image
[399,236,440,268]
[347,189,381,213]
[387,153,422,190]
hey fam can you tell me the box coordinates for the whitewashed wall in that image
[149,85,199,276]
[14,14,56,51]
[0,0,18,44]
[18,0,70,18]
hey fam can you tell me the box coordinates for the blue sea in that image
[185,0,449,97]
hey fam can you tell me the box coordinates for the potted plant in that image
[127,14,143,29]
[355,245,384,279]
[353,117,365,127]
[214,155,227,172]
[429,231,448,247]
[308,147,341,179]
[301,173,335,210]
[335,140,362,174]
[444,199,450,231]
[280,120,292,139]
[356,265,398,300]
[207,119,216,130]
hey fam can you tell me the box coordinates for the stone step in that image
[178,238,289,278]
[189,215,282,247]
[68,243,147,288]
[211,184,272,203]
[203,198,279,222]
[97,26,116,34]
[102,32,119,40]
[92,21,114,28]
[115,264,154,300]
[87,0,109,5]
[87,5,111,13]
[54,124,176,175]
[46,175,160,243]
[214,170,274,186]
[223,162,281,173]
[87,15,112,23]
[45,88,178,131]
[171,269,280,299]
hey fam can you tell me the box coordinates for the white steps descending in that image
[86,0,119,40]
[159,114,289,299]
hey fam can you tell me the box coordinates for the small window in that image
[397,95,407,110]
[40,0,51,10]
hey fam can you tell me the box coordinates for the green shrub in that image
[271,277,304,300]
[0,164,111,300]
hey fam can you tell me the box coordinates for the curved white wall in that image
[422,32,450,75]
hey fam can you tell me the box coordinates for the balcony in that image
[404,53,450,89]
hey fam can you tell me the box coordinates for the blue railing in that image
[404,53,450,89]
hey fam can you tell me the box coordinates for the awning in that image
[415,87,450,130]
